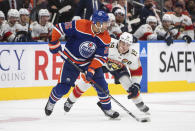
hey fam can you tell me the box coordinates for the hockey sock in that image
[49,88,62,104]
[68,85,85,103]
[98,91,111,110]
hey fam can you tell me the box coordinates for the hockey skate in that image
[97,102,119,119]
[64,98,74,112]
[45,100,55,116]
[135,102,150,115]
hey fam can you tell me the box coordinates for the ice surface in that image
[0,92,195,131]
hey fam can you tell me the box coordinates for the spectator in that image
[73,0,109,20]
[48,0,79,24]
[163,0,173,12]
[139,0,155,25]
[22,0,33,12]
[186,0,195,23]
[0,0,26,18]
[30,0,48,22]
[177,0,190,17]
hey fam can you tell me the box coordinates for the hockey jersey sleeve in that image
[126,48,143,84]
[48,21,76,53]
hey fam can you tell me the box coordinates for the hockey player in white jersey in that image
[0,11,5,41]
[134,16,173,45]
[30,9,53,42]
[154,14,192,44]
[168,3,194,40]
[1,9,20,42]
[3,9,20,34]
[134,16,158,41]
[18,8,30,32]
[64,32,149,115]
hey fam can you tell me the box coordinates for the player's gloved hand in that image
[165,36,173,46]
[48,41,62,54]
[182,35,192,44]
[127,83,140,99]
[157,35,164,40]
[81,67,95,83]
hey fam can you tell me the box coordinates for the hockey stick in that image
[51,5,72,24]
[58,51,150,122]
[127,18,140,25]
[127,0,163,13]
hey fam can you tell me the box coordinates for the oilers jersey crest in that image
[49,19,111,68]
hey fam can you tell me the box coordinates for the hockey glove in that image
[127,83,140,99]
[157,35,164,40]
[48,40,62,54]
[81,67,95,83]
[165,36,173,46]
[182,35,192,44]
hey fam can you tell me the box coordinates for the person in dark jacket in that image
[73,0,109,20]
[48,0,79,24]
[139,0,155,25]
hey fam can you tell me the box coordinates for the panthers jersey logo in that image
[107,58,124,71]
[79,41,96,58]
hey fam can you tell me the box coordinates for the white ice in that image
[0,91,195,131]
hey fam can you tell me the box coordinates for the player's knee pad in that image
[53,83,71,96]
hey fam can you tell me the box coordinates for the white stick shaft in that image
[51,13,57,24]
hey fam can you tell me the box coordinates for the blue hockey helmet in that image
[92,10,109,24]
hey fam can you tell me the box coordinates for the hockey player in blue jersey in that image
[45,10,119,119]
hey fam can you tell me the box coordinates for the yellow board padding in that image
[148,81,195,93]
[0,84,127,101]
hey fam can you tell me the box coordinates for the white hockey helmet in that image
[108,13,115,22]
[19,8,29,15]
[119,32,133,45]
[162,14,172,22]
[0,11,5,19]
[146,16,157,24]
[38,9,50,18]
[114,8,125,16]
[8,9,19,18]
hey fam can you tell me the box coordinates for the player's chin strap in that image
[58,50,150,123]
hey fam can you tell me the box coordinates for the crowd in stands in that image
[0,0,194,44]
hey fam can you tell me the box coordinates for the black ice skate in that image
[64,98,74,112]
[135,102,150,114]
[97,102,119,119]
[45,100,55,116]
